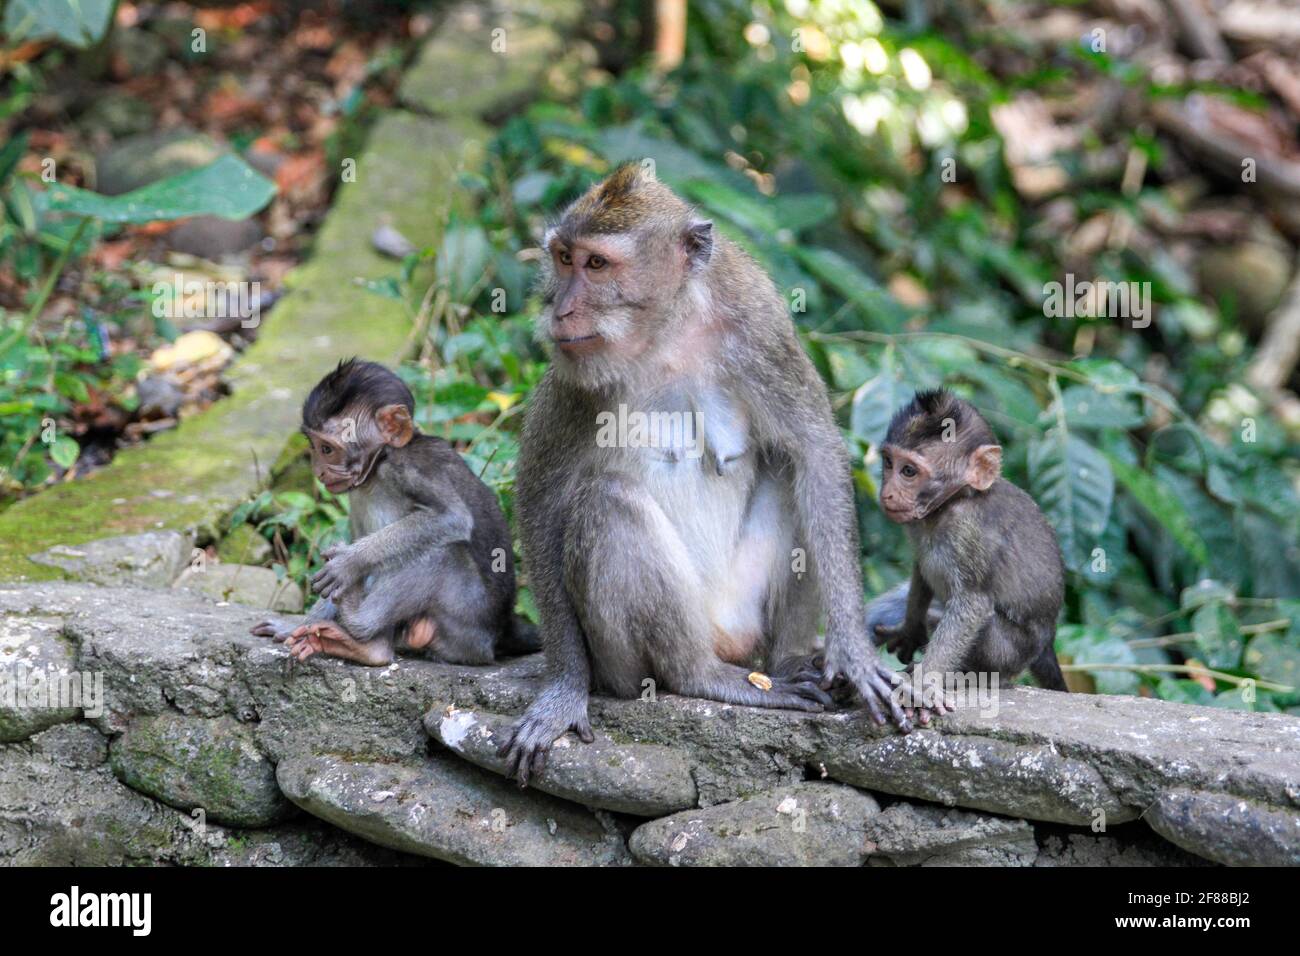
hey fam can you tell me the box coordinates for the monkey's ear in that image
[376,404,415,448]
[966,444,1002,491]
[683,219,713,269]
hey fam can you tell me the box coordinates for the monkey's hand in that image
[822,642,912,732]
[496,685,594,787]
[311,544,367,600]
[873,620,928,665]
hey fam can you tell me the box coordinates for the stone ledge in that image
[1,582,1296,865]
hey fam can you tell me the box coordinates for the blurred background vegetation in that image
[3,0,1299,710]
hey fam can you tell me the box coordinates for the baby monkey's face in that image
[305,414,368,494]
[879,443,939,523]
[304,405,401,494]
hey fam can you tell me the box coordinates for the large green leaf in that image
[1055,624,1141,695]
[850,351,912,449]
[1052,384,1146,430]
[795,247,909,328]
[1104,452,1210,567]
[46,155,276,224]
[682,181,779,236]
[1028,428,1114,573]
[4,0,113,47]
[1191,603,1243,671]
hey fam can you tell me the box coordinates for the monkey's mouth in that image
[882,505,919,523]
[323,477,354,494]
[555,333,604,356]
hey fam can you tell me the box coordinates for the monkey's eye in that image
[901,464,918,479]
[557,249,572,265]
[586,254,607,271]
[882,454,892,469]
[319,443,335,456]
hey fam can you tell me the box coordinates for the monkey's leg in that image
[380,554,498,665]
[251,597,337,642]
[284,620,395,666]
[571,476,830,711]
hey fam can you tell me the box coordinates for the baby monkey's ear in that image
[376,404,415,448]
[966,444,1002,491]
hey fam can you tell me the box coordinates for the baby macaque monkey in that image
[251,359,537,666]
[871,389,1067,710]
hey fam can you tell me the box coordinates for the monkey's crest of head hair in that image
[885,388,997,450]
[302,358,414,430]
[557,162,692,239]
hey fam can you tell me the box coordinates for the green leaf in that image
[3,0,113,47]
[682,181,779,236]
[46,155,277,224]
[796,247,908,328]
[1053,384,1146,429]
[48,435,79,469]
[850,352,911,449]
[1191,603,1243,671]
[52,371,89,404]
[1055,624,1141,695]
[437,223,492,303]
[1244,630,1300,696]
[774,193,836,232]
[1104,452,1210,567]
[1028,429,1114,573]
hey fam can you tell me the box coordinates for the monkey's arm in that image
[760,384,909,730]
[917,589,994,677]
[874,566,933,664]
[313,477,473,600]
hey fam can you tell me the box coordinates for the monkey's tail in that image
[864,582,911,646]
[496,616,543,657]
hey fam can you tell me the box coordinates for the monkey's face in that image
[304,409,396,494]
[879,439,1002,522]
[879,443,959,523]
[539,230,684,387]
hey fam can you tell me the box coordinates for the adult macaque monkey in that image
[499,163,909,783]
[251,359,537,666]
[872,389,1067,707]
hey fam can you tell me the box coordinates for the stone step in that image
[276,751,630,866]
[424,703,698,816]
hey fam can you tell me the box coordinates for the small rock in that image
[28,531,190,588]
[424,704,698,816]
[135,374,185,419]
[372,224,416,259]
[628,782,880,866]
[173,564,303,613]
[27,723,110,770]
[276,751,631,866]
[167,216,263,259]
[110,713,292,828]
[1146,789,1300,867]
[216,525,272,566]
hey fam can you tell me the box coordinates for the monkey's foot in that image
[497,691,595,787]
[250,618,292,642]
[285,622,394,666]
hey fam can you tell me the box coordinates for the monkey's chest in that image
[348,481,409,539]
